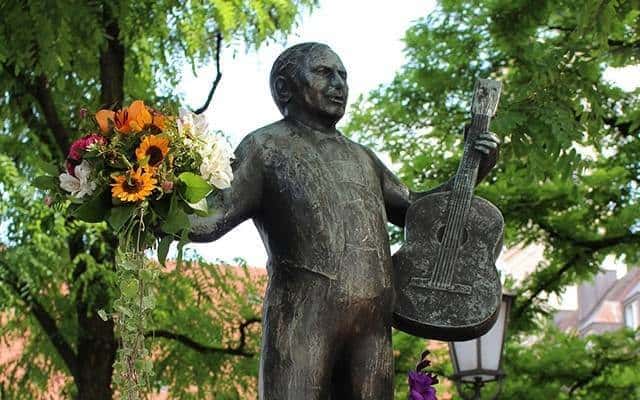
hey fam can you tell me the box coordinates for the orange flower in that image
[111,168,157,202]
[151,111,165,131]
[113,100,153,133]
[135,135,169,170]
[95,110,115,133]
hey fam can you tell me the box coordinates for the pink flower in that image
[67,134,106,174]
[44,195,54,207]
[161,180,174,193]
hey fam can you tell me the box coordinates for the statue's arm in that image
[189,134,262,242]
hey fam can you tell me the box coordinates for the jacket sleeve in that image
[189,133,263,242]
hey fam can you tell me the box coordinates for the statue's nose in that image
[330,73,346,91]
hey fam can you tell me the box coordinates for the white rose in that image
[199,137,234,189]
[59,160,96,198]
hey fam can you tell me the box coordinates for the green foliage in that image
[346,0,640,332]
[150,256,265,398]
[0,0,315,397]
[500,325,640,399]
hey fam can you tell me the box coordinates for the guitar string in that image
[432,127,476,286]
[442,153,477,286]
[431,157,471,287]
[439,165,472,286]
[442,116,487,286]
[441,120,483,286]
[430,136,473,287]
[432,116,487,288]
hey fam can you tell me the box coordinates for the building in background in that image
[554,268,640,336]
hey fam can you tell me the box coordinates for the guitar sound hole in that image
[437,226,469,246]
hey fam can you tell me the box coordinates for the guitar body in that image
[392,192,504,341]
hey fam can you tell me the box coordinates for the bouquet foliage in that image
[36,100,233,398]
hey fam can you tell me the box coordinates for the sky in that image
[175,0,639,309]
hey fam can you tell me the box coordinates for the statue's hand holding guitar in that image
[467,127,500,184]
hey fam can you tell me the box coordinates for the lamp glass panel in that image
[479,298,507,371]
[451,339,478,373]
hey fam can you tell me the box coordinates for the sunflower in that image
[135,135,169,170]
[111,169,157,202]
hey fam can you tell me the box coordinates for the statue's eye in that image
[316,67,331,76]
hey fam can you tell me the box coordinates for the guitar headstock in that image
[471,79,502,117]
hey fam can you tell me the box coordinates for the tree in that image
[346,0,640,332]
[501,325,640,399]
[0,1,314,398]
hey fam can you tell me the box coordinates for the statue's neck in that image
[286,116,338,135]
[284,104,339,134]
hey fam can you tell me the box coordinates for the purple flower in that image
[408,370,438,400]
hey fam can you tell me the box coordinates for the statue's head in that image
[270,43,348,127]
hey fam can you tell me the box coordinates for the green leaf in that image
[162,193,190,234]
[157,235,173,266]
[186,197,209,215]
[178,172,213,203]
[97,309,109,321]
[107,205,136,232]
[121,278,139,298]
[71,190,110,223]
[34,160,59,176]
[32,175,58,191]
[142,294,156,310]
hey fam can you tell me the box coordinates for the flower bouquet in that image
[36,100,233,398]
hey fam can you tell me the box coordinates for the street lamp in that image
[448,293,514,400]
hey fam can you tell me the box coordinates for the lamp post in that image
[448,293,514,400]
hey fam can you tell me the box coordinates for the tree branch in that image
[147,317,260,357]
[602,116,634,138]
[538,220,640,251]
[2,62,71,156]
[193,32,223,115]
[514,254,581,320]
[568,353,639,396]
[98,2,125,107]
[607,38,640,51]
[0,262,79,381]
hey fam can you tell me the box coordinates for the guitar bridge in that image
[409,277,472,295]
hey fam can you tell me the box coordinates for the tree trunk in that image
[75,309,117,400]
[70,231,118,400]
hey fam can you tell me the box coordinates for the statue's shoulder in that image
[342,135,377,159]
[241,119,292,148]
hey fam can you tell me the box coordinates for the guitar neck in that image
[452,113,491,197]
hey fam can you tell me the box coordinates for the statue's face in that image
[294,47,348,122]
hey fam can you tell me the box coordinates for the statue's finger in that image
[480,132,501,144]
[474,145,490,155]
[475,139,498,149]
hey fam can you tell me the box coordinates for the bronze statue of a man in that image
[190,42,499,400]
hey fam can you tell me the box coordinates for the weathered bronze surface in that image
[189,43,500,400]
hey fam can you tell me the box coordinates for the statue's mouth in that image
[328,95,345,105]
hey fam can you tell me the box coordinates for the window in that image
[624,300,639,329]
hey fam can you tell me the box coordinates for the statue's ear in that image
[274,76,292,104]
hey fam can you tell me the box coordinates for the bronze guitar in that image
[392,79,504,341]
